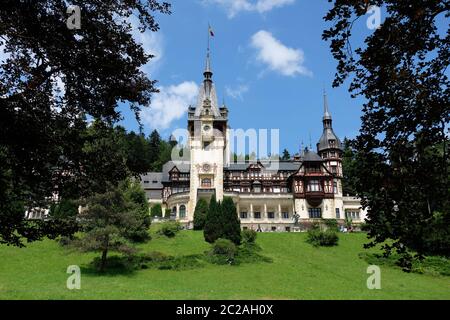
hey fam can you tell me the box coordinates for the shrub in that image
[324,219,339,232]
[307,229,339,247]
[150,204,163,218]
[49,199,79,218]
[242,229,257,243]
[157,221,181,238]
[212,238,237,256]
[207,238,237,264]
[142,251,170,262]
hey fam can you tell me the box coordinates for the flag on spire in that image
[209,25,215,37]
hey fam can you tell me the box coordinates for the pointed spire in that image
[317,89,343,152]
[204,24,213,77]
[323,88,331,120]
[205,48,211,74]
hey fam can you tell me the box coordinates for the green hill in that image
[0,231,448,300]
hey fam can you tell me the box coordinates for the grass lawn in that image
[0,230,448,300]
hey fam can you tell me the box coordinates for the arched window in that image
[172,206,177,217]
[201,178,211,188]
[179,205,186,218]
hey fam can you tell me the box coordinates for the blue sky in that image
[118,0,375,155]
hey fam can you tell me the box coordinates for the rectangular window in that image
[282,212,289,219]
[307,180,321,192]
[254,212,261,219]
[308,208,322,219]
[285,226,291,232]
[346,210,360,220]
[240,212,248,219]
[268,212,275,219]
[333,181,338,194]
[335,208,340,219]
[271,226,277,232]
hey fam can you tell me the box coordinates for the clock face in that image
[202,163,211,172]
[203,125,211,132]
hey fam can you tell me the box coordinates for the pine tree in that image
[73,185,141,272]
[281,149,291,161]
[150,204,163,218]
[203,195,222,243]
[193,198,208,230]
[148,130,162,170]
[221,197,241,245]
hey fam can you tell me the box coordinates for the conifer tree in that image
[193,198,208,230]
[150,204,163,218]
[221,197,241,245]
[203,195,222,243]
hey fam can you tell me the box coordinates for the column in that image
[278,203,282,221]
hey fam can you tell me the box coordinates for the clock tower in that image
[186,48,229,219]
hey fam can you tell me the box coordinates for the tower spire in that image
[204,24,214,76]
[323,88,331,120]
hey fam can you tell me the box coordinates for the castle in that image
[140,50,366,231]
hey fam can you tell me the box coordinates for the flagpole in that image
[207,23,210,56]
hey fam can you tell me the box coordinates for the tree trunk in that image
[100,236,109,272]
[100,248,108,272]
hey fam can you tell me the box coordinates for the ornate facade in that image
[141,52,366,231]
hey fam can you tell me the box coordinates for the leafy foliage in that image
[203,196,241,244]
[120,180,151,242]
[203,195,222,243]
[49,198,79,218]
[281,149,291,160]
[306,226,339,247]
[221,197,242,245]
[0,0,170,246]
[72,185,145,271]
[208,238,238,265]
[157,221,181,238]
[241,229,257,244]
[341,138,358,196]
[193,198,208,230]
[324,219,339,232]
[150,204,163,218]
[323,0,450,265]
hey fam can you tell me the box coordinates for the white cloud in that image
[226,84,249,100]
[127,16,164,75]
[141,81,199,130]
[204,0,295,18]
[250,30,312,77]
